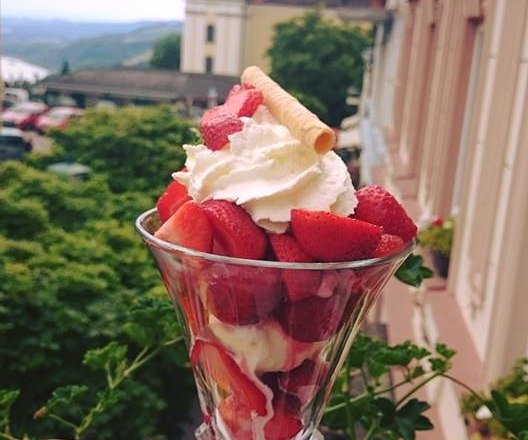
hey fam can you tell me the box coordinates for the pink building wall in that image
[363,0,528,437]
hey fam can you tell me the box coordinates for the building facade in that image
[181,0,384,75]
[362,0,528,437]
[182,0,247,76]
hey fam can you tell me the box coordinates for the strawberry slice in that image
[218,397,254,440]
[199,106,243,151]
[277,359,321,400]
[372,233,406,257]
[269,233,322,301]
[264,393,303,440]
[291,209,382,262]
[154,201,213,252]
[190,339,267,416]
[224,84,264,117]
[203,263,282,325]
[354,185,417,242]
[201,200,267,260]
[156,179,191,223]
[277,290,348,342]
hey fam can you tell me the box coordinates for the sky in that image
[2,0,186,22]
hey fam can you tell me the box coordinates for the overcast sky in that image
[2,0,185,21]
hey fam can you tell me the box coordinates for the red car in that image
[35,106,84,133]
[1,102,48,131]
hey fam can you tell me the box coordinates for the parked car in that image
[35,106,84,133]
[1,101,48,130]
[2,87,30,109]
[0,127,32,160]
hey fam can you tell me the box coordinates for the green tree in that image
[61,59,71,75]
[47,106,193,197]
[0,106,197,440]
[268,11,373,126]
[150,33,181,70]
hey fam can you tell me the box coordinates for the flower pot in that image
[431,251,449,278]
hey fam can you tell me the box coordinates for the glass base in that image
[194,423,325,440]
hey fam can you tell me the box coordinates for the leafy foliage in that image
[324,335,456,439]
[47,106,192,196]
[395,254,434,287]
[0,107,196,440]
[417,218,454,256]
[461,358,528,439]
[268,11,373,126]
[150,33,181,70]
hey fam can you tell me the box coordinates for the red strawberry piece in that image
[224,84,264,117]
[199,105,243,151]
[201,200,267,260]
[277,291,348,342]
[156,179,191,223]
[373,233,406,257]
[277,359,324,402]
[264,393,303,440]
[190,339,267,416]
[203,263,283,325]
[431,217,444,227]
[354,185,417,242]
[218,397,254,440]
[269,233,322,301]
[291,209,383,262]
[154,201,213,253]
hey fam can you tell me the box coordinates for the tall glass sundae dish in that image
[136,66,416,440]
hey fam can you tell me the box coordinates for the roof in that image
[247,0,372,7]
[40,69,239,103]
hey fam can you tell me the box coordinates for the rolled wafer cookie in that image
[241,65,336,154]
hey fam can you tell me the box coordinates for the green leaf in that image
[395,254,434,287]
[395,399,433,440]
[123,296,181,347]
[435,343,456,360]
[42,384,89,415]
[375,397,396,427]
[367,357,388,380]
[489,390,528,436]
[0,389,20,430]
[429,357,450,374]
[83,342,128,378]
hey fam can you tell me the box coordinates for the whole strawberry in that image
[354,185,417,242]
[199,106,243,151]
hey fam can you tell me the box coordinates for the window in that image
[205,57,214,74]
[206,24,215,43]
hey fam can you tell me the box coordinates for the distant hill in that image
[2,18,183,72]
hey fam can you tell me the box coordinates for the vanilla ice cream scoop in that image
[208,315,323,374]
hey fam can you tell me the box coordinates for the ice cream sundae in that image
[136,66,416,440]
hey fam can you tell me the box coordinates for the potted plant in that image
[417,217,454,278]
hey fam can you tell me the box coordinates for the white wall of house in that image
[182,0,246,76]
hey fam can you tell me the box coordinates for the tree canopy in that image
[268,12,373,127]
[48,106,193,198]
[150,33,182,70]
[0,107,196,440]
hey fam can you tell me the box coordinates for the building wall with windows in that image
[181,0,246,75]
[363,0,528,437]
[181,0,370,76]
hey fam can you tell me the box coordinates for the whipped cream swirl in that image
[173,107,357,233]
